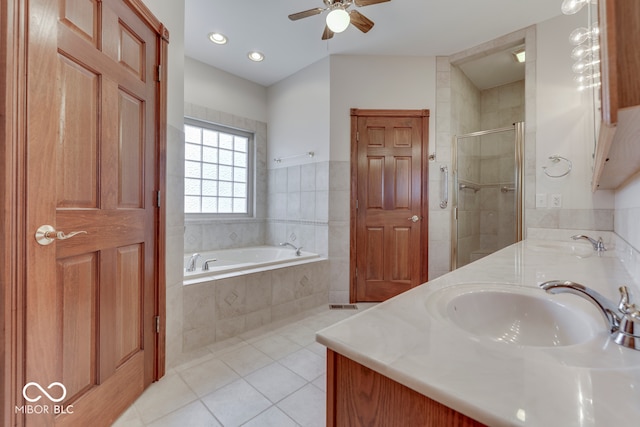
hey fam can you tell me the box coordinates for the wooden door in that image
[351,109,429,302]
[16,0,167,425]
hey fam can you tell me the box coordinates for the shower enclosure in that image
[451,122,524,269]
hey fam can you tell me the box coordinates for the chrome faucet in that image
[280,242,303,256]
[186,253,201,272]
[202,258,217,271]
[541,280,640,350]
[571,234,606,252]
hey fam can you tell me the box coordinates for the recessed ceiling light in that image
[208,32,227,45]
[247,51,265,62]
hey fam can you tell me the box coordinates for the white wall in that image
[265,54,436,302]
[185,57,268,123]
[615,173,640,251]
[267,58,330,166]
[329,55,437,161]
[143,1,183,129]
[535,11,614,213]
[266,54,436,165]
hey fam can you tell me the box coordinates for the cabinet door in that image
[599,0,640,125]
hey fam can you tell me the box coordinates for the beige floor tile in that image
[179,357,240,397]
[147,401,221,427]
[112,404,144,427]
[251,333,303,360]
[279,348,325,382]
[312,374,326,392]
[112,305,363,426]
[278,383,326,427]
[276,324,318,347]
[218,344,274,376]
[201,379,272,427]
[244,362,307,403]
[133,372,199,424]
[242,406,299,427]
[306,341,327,357]
[170,347,214,372]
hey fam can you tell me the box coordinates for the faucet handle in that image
[618,286,640,317]
[596,237,607,252]
[614,286,640,349]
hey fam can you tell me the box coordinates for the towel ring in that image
[542,155,572,178]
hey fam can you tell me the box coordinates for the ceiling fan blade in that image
[322,25,335,40]
[349,10,374,33]
[288,8,324,21]
[354,0,390,6]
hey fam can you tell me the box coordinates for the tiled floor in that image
[113,304,372,427]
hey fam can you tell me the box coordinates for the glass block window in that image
[184,118,253,215]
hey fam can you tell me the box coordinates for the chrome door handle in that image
[35,225,88,246]
[408,215,422,223]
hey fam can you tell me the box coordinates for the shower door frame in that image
[450,122,524,270]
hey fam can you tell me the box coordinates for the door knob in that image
[408,215,422,223]
[35,225,88,246]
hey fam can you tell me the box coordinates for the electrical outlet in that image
[550,193,562,208]
[536,193,547,208]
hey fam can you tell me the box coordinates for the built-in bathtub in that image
[182,245,329,351]
[183,245,322,285]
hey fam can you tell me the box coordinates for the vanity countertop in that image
[316,235,640,426]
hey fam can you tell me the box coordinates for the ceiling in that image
[185,0,562,88]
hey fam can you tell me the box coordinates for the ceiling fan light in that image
[326,8,350,33]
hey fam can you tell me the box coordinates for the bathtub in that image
[183,245,323,285]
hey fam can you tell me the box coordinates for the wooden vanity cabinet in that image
[326,350,486,427]
[592,0,640,190]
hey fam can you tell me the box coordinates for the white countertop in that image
[317,233,640,426]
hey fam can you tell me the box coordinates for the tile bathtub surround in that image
[113,304,371,427]
[266,161,330,257]
[183,260,329,352]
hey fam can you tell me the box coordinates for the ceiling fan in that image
[288,0,391,40]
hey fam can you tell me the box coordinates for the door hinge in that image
[156,65,162,82]
[355,268,358,278]
[156,191,161,207]
[155,315,160,333]
[356,131,359,141]
[356,199,358,210]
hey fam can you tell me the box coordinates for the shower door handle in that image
[440,166,448,209]
[408,215,422,223]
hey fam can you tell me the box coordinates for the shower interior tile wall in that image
[455,79,524,265]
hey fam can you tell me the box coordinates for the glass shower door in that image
[453,123,523,269]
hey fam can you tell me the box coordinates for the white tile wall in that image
[183,103,268,253]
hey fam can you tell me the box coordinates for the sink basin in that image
[526,240,595,258]
[426,284,600,347]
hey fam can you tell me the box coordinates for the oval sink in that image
[526,240,594,258]
[427,284,600,347]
